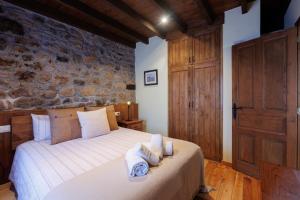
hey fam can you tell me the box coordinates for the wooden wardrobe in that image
[168,27,222,161]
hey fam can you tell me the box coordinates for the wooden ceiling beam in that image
[59,0,148,44]
[106,0,164,37]
[193,0,215,25]
[3,0,136,47]
[240,0,249,14]
[153,0,187,33]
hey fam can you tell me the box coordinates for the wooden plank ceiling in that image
[4,0,255,47]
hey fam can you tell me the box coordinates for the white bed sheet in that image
[9,128,151,200]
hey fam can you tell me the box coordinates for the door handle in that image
[232,103,243,119]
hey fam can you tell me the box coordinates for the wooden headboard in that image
[0,103,138,150]
[0,109,47,150]
[0,109,46,184]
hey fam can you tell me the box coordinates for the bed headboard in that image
[0,103,138,150]
[0,109,46,150]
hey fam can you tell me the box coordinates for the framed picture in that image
[144,69,158,86]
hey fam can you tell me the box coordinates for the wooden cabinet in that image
[168,27,222,161]
[118,120,144,131]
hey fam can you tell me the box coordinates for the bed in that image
[8,113,205,200]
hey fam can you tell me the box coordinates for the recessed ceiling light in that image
[160,16,169,24]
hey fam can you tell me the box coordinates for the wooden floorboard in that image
[202,160,261,200]
[0,160,261,200]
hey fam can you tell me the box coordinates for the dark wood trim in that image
[193,0,215,25]
[4,0,136,47]
[187,14,224,36]
[59,0,148,44]
[286,27,298,168]
[221,161,232,167]
[240,0,249,14]
[106,0,164,37]
[297,22,300,169]
[219,26,224,162]
[296,17,300,27]
[153,0,187,33]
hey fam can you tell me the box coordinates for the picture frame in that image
[144,69,158,86]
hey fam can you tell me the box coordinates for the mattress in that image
[10,128,205,200]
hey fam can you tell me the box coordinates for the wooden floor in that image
[0,160,261,200]
[200,160,261,200]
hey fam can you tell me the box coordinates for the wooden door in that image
[168,38,192,140]
[191,28,222,161]
[233,29,298,177]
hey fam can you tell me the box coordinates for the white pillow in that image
[31,114,51,141]
[77,108,110,139]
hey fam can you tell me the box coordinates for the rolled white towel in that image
[150,134,163,159]
[125,149,149,177]
[163,141,173,156]
[134,143,160,166]
[144,141,173,156]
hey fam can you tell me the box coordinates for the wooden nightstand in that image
[118,120,144,131]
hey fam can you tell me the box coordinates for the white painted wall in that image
[135,37,168,136]
[222,0,260,162]
[135,0,260,163]
[285,0,300,28]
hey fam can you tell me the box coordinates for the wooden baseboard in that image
[221,161,232,167]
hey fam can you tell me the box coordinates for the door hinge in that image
[297,107,300,115]
[297,37,300,43]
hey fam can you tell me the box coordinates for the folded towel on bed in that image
[150,134,164,159]
[144,141,173,157]
[125,149,149,177]
[163,141,173,156]
[134,143,160,166]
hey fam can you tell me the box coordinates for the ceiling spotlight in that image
[160,16,169,24]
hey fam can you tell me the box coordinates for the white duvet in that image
[9,128,151,200]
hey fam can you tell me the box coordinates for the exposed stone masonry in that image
[0,1,135,110]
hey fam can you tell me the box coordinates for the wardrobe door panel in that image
[169,70,190,141]
[193,65,220,160]
[191,28,222,161]
[193,29,220,65]
[168,38,193,70]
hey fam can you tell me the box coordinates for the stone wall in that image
[0,1,135,111]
